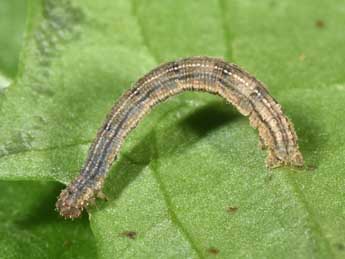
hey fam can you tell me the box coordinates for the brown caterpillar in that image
[56,56,304,218]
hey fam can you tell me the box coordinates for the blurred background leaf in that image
[0,0,27,78]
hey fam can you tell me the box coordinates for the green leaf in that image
[0,0,27,78]
[1,0,345,258]
[0,181,97,258]
[0,0,27,94]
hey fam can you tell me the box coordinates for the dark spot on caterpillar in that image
[170,62,181,74]
[227,207,238,214]
[250,87,266,101]
[103,124,110,131]
[213,61,228,77]
[129,87,141,97]
[207,247,220,255]
[120,230,137,240]
[315,19,325,28]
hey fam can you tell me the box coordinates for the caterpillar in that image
[56,56,304,218]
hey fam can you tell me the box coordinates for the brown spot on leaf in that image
[265,173,273,183]
[299,53,305,61]
[227,207,239,214]
[63,240,72,247]
[307,164,317,171]
[207,247,219,255]
[120,230,137,240]
[336,243,345,251]
[315,19,325,28]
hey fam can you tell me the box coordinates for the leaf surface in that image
[0,0,344,258]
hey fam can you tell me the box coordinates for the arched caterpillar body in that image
[56,56,304,218]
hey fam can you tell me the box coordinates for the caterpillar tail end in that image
[266,149,304,169]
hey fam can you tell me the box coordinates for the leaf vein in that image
[0,140,91,161]
[284,174,336,258]
[150,131,205,259]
